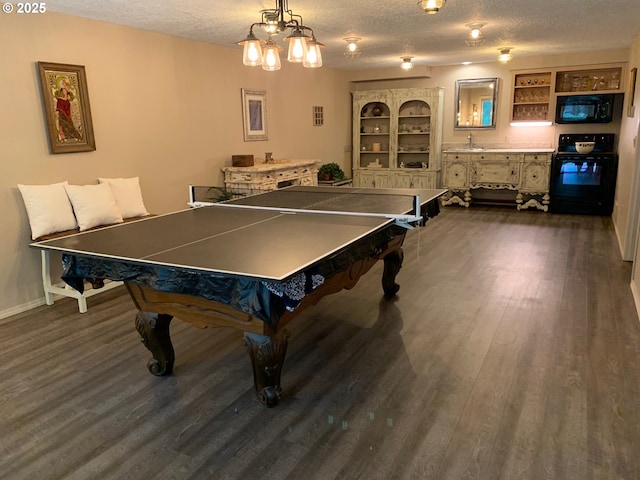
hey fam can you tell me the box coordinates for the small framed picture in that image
[241,88,268,141]
[37,62,96,154]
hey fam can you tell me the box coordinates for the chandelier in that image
[238,0,324,71]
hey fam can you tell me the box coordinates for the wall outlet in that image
[505,136,511,143]
[344,145,352,152]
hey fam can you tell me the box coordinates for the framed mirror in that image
[454,78,499,130]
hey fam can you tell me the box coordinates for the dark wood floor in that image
[2,206,640,480]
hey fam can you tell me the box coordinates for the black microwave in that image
[555,94,614,124]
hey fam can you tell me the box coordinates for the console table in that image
[442,149,554,211]
[222,159,319,197]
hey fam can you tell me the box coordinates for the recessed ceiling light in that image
[462,61,472,65]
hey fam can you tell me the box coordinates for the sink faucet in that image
[467,133,473,148]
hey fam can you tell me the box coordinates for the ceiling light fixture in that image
[498,48,513,63]
[344,37,362,58]
[401,57,414,70]
[465,23,486,47]
[238,0,324,71]
[417,0,446,14]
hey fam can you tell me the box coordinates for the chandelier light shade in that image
[285,29,308,63]
[401,57,414,70]
[498,48,513,63]
[465,23,486,47]
[304,37,324,68]
[238,0,323,71]
[344,37,362,58]
[418,0,446,14]
[239,32,264,66]
[262,40,283,71]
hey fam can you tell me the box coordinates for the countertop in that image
[222,159,319,171]
[443,148,555,153]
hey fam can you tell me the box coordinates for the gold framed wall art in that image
[38,62,96,154]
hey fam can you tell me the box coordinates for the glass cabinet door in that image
[358,102,390,169]
[397,99,431,169]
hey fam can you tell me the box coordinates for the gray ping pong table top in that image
[32,186,446,281]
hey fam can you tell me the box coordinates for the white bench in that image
[19,178,151,314]
[35,216,148,313]
[40,249,123,313]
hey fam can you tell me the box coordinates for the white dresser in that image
[222,159,319,197]
[442,149,554,211]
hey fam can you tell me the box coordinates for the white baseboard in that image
[0,297,46,321]
[0,281,126,321]
[631,278,640,323]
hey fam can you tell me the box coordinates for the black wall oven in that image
[550,134,618,215]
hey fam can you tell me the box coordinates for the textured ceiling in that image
[45,0,640,70]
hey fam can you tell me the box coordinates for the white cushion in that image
[64,183,123,231]
[98,177,149,219]
[18,181,78,239]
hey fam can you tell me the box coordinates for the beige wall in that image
[616,33,640,259]
[0,12,351,316]
[2,11,638,318]
[624,33,640,316]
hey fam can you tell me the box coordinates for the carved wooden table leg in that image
[243,331,289,407]
[382,248,404,297]
[135,312,175,376]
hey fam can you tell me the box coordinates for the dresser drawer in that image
[524,153,552,162]
[470,160,520,187]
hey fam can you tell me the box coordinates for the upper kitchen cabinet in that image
[511,70,552,123]
[555,64,625,95]
[352,88,444,189]
[510,63,627,124]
